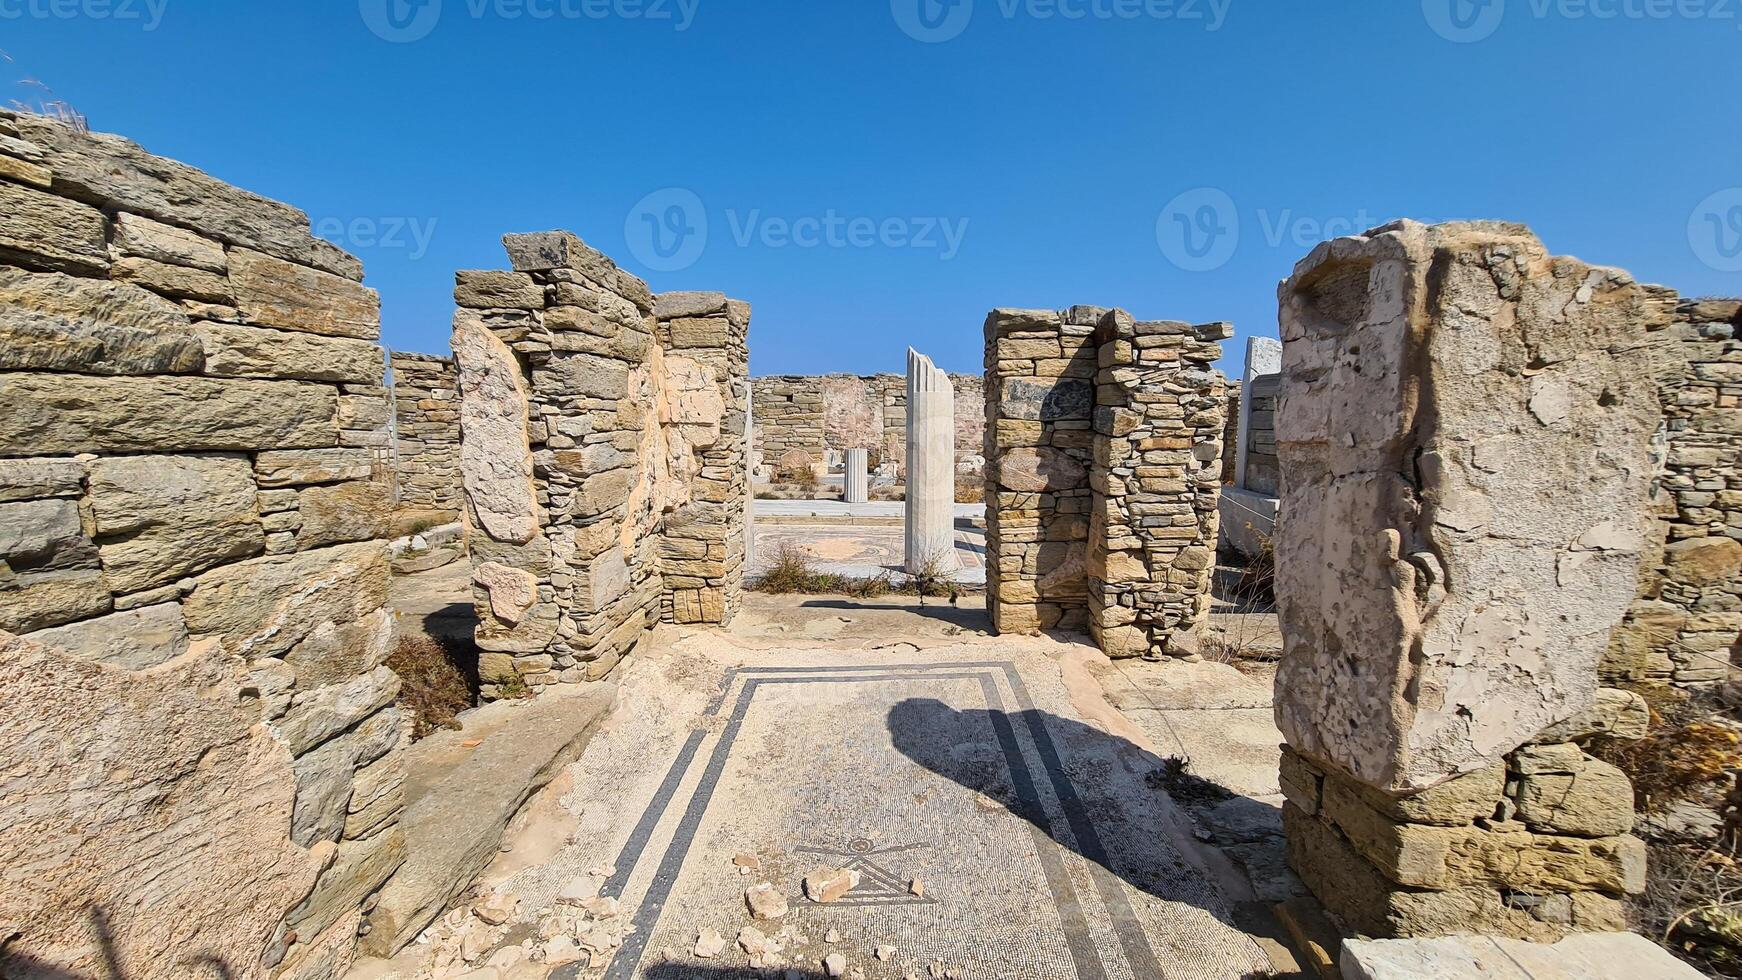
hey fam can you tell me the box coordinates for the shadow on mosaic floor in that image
[887,698,1244,924]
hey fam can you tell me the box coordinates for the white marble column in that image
[843,448,869,504]
[905,349,956,575]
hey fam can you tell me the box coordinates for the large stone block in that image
[1274,222,1666,792]
[0,458,84,503]
[0,268,202,374]
[996,446,1087,492]
[111,211,228,272]
[999,377,1093,421]
[182,541,390,661]
[22,602,190,670]
[0,372,338,454]
[196,321,384,384]
[453,313,538,545]
[230,248,380,340]
[87,454,264,593]
[255,448,377,488]
[0,178,109,274]
[295,480,392,549]
[454,270,543,310]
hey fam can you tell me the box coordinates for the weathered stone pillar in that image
[1275,221,1667,940]
[906,348,956,574]
[843,448,870,504]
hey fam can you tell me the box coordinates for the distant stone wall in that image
[983,305,1227,657]
[390,352,463,518]
[0,111,402,980]
[1275,221,1660,941]
[752,372,985,474]
[454,233,748,701]
[1242,374,1281,496]
[1608,298,1742,689]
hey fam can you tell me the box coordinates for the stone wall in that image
[1241,374,1281,496]
[751,372,985,475]
[1274,221,1663,940]
[0,111,403,980]
[454,233,748,701]
[654,291,751,625]
[1608,297,1742,688]
[390,352,463,519]
[983,305,1227,656]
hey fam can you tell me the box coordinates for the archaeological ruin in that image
[2,108,1737,980]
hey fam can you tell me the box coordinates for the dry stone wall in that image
[1274,221,1664,941]
[455,233,748,700]
[1608,297,1742,688]
[983,305,1226,656]
[390,352,463,519]
[0,111,402,980]
[752,372,985,475]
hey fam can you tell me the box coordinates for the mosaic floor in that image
[505,646,1272,980]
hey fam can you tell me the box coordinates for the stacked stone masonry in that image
[751,372,984,476]
[0,111,403,980]
[983,305,1227,657]
[389,352,463,519]
[1608,297,1742,688]
[1241,374,1281,495]
[455,233,748,701]
[1273,221,1665,941]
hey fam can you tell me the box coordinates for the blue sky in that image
[4,0,1739,377]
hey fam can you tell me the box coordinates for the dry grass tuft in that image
[386,633,478,740]
[750,542,959,601]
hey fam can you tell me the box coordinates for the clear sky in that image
[4,0,1739,378]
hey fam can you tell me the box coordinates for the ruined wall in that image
[390,352,463,519]
[751,372,985,474]
[1274,221,1663,940]
[1241,374,1281,496]
[455,233,747,700]
[1608,298,1742,688]
[0,111,402,979]
[653,292,751,624]
[983,305,1226,654]
[1086,311,1229,658]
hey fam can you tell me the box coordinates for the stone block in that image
[256,448,377,488]
[996,447,1087,492]
[22,602,190,670]
[1663,535,1742,587]
[453,312,538,545]
[0,178,109,274]
[0,268,201,375]
[503,230,615,281]
[112,255,233,304]
[283,607,395,692]
[1513,750,1636,838]
[111,211,228,272]
[1274,222,1665,792]
[999,377,1093,422]
[295,480,392,549]
[182,541,389,661]
[655,291,729,319]
[0,372,337,454]
[88,454,264,593]
[0,457,85,503]
[196,322,384,384]
[230,248,380,340]
[454,270,543,310]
